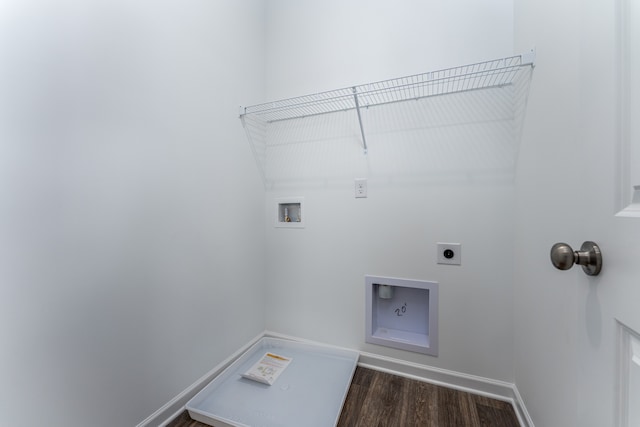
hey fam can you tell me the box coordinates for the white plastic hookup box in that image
[275,197,304,228]
[186,337,359,427]
[365,275,439,356]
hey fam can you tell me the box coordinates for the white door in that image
[514,0,640,426]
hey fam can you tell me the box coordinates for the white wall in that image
[515,0,640,426]
[0,1,266,426]
[262,0,518,382]
[512,1,582,423]
[264,0,514,100]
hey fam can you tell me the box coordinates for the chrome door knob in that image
[550,241,602,276]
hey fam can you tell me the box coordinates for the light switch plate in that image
[437,243,461,265]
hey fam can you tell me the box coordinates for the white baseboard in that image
[139,330,534,427]
[512,384,535,427]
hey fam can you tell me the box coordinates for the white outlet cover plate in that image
[437,243,461,265]
[355,178,367,198]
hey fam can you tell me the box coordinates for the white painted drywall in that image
[262,0,518,382]
[512,2,582,424]
[514,0,640,426]
[0,1,266,426]
[264,0,514,100]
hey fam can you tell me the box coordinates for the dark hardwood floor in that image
[168,367,520,427]
[337,367,519,427]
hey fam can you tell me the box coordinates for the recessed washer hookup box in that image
[186,337,359,427]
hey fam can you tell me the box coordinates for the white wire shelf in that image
[240,51,535,187]
[240,53,535,125]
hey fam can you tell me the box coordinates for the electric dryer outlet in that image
[437,243,461,265]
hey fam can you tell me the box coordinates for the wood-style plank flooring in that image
[168,367,519,427]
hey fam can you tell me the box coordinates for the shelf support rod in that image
[352,87,368,154]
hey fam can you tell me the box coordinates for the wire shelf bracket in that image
[352,86,368,154]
